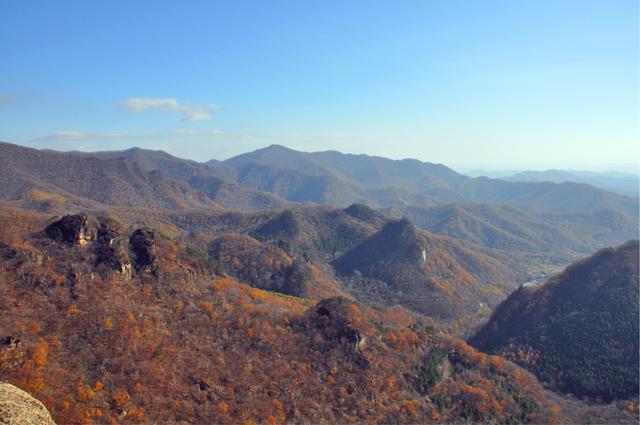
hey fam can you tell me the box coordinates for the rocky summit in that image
[0,382,56,425]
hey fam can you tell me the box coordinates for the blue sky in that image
[0,0,637,169]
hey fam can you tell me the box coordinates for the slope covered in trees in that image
[0,210,565,424]
[0,142,216,210]
[332,218,516,320]
[89,146,289,211]
[469,240,640,402]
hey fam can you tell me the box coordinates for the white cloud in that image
[173,129,199,136]
[30,131,89,142]
[30,129,225,145]
[121,98,180,112]
[121,97,214,122]
[55,131,87,139]
[173,129,223,136]
[182,110,212,122]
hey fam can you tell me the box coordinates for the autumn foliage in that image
[0,211,563,424]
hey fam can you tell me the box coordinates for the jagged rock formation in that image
[334,218,424,274]
[45,215,132,278]
[0,382,56,424]
[0,337,24,375]
[129,229,156,271]
[94,219,131,277]
[44,214,92,245]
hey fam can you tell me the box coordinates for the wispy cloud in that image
[0,94,12,104]
[31,131,90,142]
[172,129,200,136]
[121,97,214,122]
[30,129,225,144]
[183,110,212,122]
[173,129,222,136]
[121,98,180,112]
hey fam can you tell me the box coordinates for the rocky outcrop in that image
[0,337,25,375]
[0,382,56,424]
[94,219,131,277]
[129,229,156,271]
[45,215,133,277]
[312,297,362,341]
[45,214,93,245]
[308,297,371,369]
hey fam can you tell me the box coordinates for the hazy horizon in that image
[1,1,638,170]
[3,139,640,174]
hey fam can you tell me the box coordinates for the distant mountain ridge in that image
[2,141,636,216]
[162,201,636,327]
[503,169,639,197]
[86,146,289,211]
[211,144,639,216]
[0,142,215,210]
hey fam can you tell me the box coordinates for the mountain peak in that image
[332,217,424,278]
[379,217,419,241]
[344,203,384,224]
[256,144,300,155]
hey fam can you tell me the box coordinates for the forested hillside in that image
[0,210,564,424]
[0,142,637,424]
[470,241,640,402]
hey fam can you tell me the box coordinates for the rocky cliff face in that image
[45,214,134,278]
[0,382,56,424]
[44,214,92,245]
[94,219,131,277]
[129,229,156,272]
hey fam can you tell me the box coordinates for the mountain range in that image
[0,140,636,323]
[466,168,639,197]
[0,140,638,423]
[504,169,639,197]
[212,145,639,215]
[2,142,637,217]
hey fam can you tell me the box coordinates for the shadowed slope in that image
[470,240,640,401]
